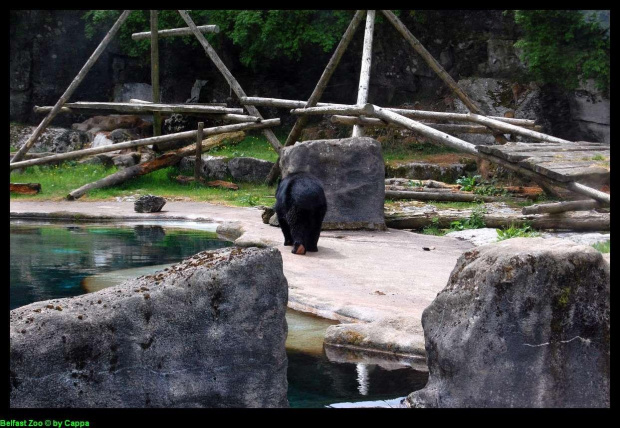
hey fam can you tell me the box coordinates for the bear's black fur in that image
[275,172,327,255]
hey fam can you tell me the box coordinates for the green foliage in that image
[591,240,610,254]
[512,10,610,93]
[449,206,486,232]
[238,193,260,207]
[456,175,480,192]
[82,10,356,68]
[496,222,539,241]
[422,217,443,236]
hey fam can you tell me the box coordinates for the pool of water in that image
[9,221,427,408]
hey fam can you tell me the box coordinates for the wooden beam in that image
[522,199,603,215]
[151,11,162,137]
[54,102,244,115]
[291,104,375,117]
[467,113,575,144]
[352,10,376,137]
[385,189,501,202]
[331,115,522,133]
[239,97,538,127]
[10,183,41,195]
[131,24,219,40]
[9,119,280,170]
[10,10,132,164]
[265,10,367,184]
[177,10,283,157]
[195,122,204,182]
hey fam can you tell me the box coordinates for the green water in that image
[10,222,427,408]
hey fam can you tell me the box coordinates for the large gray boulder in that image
[280,137,386,230]
[179,155,230,180]
[10,247,289,408]
[408,238,609,408]
[10,124,89,153]
[228,157,274,183]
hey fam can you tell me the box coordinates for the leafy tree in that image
[510,10,609,93]
[83,10,356,68]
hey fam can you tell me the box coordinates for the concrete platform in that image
[10,200,473,363]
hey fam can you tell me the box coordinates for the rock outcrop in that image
[134,195,166,213]
[10,247,289,408]
[407,238,610,408]
[280,137,386,230]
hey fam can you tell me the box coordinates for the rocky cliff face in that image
[10,10,609,143]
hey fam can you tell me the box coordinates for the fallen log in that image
[53,101,244,115]
[385,208,609,231]
[290,104,375,117]
[10,119,280,170]
[175,176,239,190]
[385,178,460,189]
[66,131,245,200]
[522,199,603,215]
[385,189,501,203]
[10,183,41,195]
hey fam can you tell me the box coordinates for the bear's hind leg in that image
[278,214,293,246]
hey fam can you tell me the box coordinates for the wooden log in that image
[10,119,280,170]
[195,122,203,182]
[467,113,573,144]
[352,10,376,138]
[10,183,41,195]
[385,189,501,202]
[522,200,603,215]
[385,209,610,232]
[240,97,537,126]
[265,10,367,185]
[331,115,519,133]
[202,114,261,123]
[177,10,283,157]
[175,176,239,190]
[66,131,245,200]
[370,105,479,155]
[131,24,219,40]
[55,101,243,115]
[10,152,55,160]
[129,99,228,107]
[291,104,375,117]
[10,10,132,164]
[151,11,162,137]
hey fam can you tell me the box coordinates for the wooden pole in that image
[11,10,132,164]
[9,119,280,170]
[522,199,603,215]
[150,11,162,137]
[177,10,283,156]
[239,97,538,127]
[385,189,501,203]
[467,113,574,144]
[265,10,367,184]
[44,101,243,114]
[195,122,204,182]
[370,105,479,155]
[291,104,375,117]
[352,10,376,137]
[131,24,219,40]
[66,131,244,200]
[331,115,515,133]
[380,10,508,144]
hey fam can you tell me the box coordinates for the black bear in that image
[275,172,327,255]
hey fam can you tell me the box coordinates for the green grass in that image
[591,240,610,253]
[11,163,276,207]
[208,134,279,162]
[381,140,458,162]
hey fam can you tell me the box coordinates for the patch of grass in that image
[208,133,280,162]
[427,201,483,210]
[381,140,458,162]
[448,205,487,232]
[591,240,610,253]
[590,154,607,161]
[10,163,276,207]
[456,175,480,192]
[422,217,445,236]
[496,222,540,241]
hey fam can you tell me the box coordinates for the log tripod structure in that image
[10,10,610,211]
[241,9,609,208]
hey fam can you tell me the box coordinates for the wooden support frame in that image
[131,24,219,40]
[352,10,376,137]
[151,10,162,137]
[10,10,132,164]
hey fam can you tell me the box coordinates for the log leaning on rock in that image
[385,209,610,231]
[66,131,245,200]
